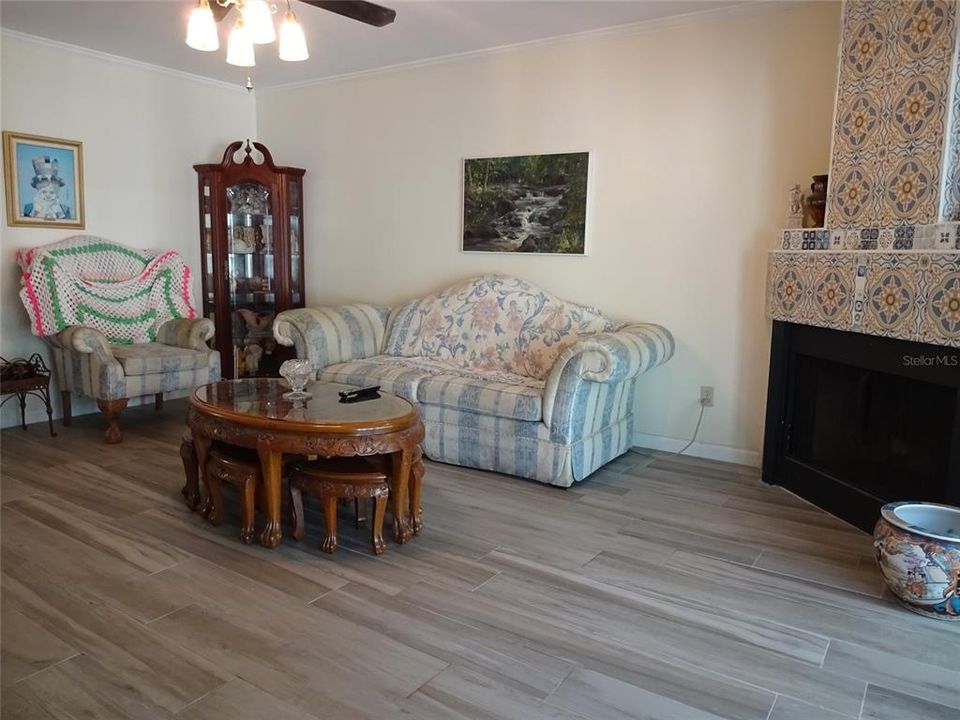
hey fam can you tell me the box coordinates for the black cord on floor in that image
[676,402,706,456]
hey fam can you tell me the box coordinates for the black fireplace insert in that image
[762,322,960,532]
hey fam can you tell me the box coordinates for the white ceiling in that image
[1,0,746,88]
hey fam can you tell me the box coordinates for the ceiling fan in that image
[186,0,395,68]
[208,1,396,28]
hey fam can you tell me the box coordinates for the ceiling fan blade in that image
[300,0,396,27]
[209,1,233,23]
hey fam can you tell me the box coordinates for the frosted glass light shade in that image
[278,9,308,62]
[186,0,219,52]
[226,17,256,67]
[242,0,276,44]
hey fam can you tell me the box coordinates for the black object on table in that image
[338,385,382,403]
[1,353,56,436]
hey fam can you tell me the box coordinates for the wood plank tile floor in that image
[2,399,957,719]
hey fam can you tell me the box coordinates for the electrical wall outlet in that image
[700,386,714,407]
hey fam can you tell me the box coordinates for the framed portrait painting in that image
[3,131,84,229]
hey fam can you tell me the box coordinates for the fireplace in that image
[761,2,960,531]
[762,322,960,532]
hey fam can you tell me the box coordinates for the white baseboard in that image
[632,432,761,468]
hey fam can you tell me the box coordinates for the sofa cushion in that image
[111,343,211,376]
[319,355,545,421]
[417,369,544,422]
[318,355,449,402]
[384,275,619,380]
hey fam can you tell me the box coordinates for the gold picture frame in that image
[3,131,85,229]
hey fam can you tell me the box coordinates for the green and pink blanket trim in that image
[18,235,196,344]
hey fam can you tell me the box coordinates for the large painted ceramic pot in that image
[874,502,960,620]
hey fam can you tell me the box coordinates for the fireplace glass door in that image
[789,354,956,503]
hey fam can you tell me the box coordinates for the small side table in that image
[1,354,56,437]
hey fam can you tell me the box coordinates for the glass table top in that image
[192,379,416,431]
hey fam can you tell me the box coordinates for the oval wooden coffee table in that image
[187,379,425,548]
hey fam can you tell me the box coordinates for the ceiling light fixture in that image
[186,0,310,68]
[186,0,219,51]
[278,2,309,62]
[240,0,276,44]
[226,15,256,67]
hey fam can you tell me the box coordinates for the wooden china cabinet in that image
[194,141,305,379]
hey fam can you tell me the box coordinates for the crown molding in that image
[0,28,251,94]
[258,0,774,93]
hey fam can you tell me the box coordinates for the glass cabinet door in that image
[289,179,303,307]
[202,179,215,320]
[226,181,276,378]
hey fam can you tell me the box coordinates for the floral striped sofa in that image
[273,275,674,487]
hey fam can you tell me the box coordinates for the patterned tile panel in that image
[922,256,960,340]
[826,0,959,228]
[767,250,960,347]
[778,222,960,250]
[942,23,960,221]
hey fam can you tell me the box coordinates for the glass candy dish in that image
[279,359,313,400]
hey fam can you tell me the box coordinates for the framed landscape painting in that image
[462,151,589,254]
[3,131,85,229]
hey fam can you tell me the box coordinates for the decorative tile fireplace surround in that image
[764,0,960,530]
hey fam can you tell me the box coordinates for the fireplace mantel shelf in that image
[777,224,960,253]
[767,246,960,348]
[767,222,960,347]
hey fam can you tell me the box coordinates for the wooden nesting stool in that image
[180,428,201,511]
[360,446,426,535]
[288,457,390,555]
[203,445,263,543]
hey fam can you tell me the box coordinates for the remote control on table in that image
[338,385,381,403]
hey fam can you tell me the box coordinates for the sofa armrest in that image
[156,318,215,351]
[54,326,117,363]
[542,323,674,433]
[273,304,391,371]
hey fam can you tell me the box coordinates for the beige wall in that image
[1,32,257,427]
[256,2,841,464]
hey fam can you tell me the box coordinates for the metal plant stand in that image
[1,354,56,436]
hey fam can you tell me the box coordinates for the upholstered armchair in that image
[48,318,220,443]
[17,235,221,444]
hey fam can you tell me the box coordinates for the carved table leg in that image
[371,493,387,555]
[96,398,128,444]
[206,468,225,526]
[320,491,338,553]
[258,448,284,548]
[390,449,413,544]
[179,433,201,511]
[61,391,72,426]
[192,432,213,518]
[240,477,257,544]
[289,483,306,541]
[410,456,425,535]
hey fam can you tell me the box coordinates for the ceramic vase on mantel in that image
[874,502,960,620]
[805,174,828,227]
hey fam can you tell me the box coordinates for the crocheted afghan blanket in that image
[18,235,196,343]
